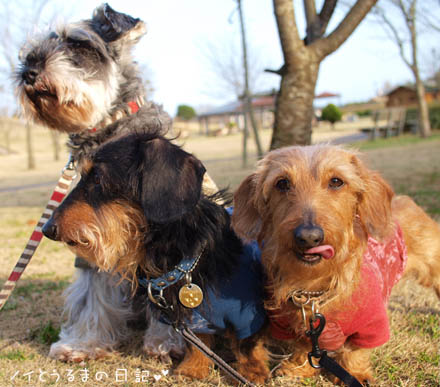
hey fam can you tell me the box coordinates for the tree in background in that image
[269,0,378,149]
[374,0,432,138]
[321,103,342,130]
[176,105,196,121]
[202,0,266,163]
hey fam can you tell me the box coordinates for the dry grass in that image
[0,123,439,386]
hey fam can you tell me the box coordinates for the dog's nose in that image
[22,67,39,85]
[42,218,59,241]
[294,224,324,249]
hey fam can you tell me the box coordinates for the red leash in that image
[0,156,76,311]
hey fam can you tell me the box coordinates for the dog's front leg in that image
[333,343,373,385]
[49,268,131,362]
[231,333,270,385]
[275,339,319,379]
[174,333,214,380]
[143,311,186,362]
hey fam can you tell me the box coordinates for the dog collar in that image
[88,97,144,133]
[139,246,205,309]
[139,251,203,292]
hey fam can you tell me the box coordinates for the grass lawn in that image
[0,124,439,386]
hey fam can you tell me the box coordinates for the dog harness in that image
[269,224,408,350]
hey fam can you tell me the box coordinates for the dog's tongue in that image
[304,245,335,259]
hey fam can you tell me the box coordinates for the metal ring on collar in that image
[147,282,169,309]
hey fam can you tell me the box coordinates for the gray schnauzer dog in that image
[16,4,188,362]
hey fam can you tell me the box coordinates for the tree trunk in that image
[237,0,264,158]
[50,130,60,161]
[270,0,378,149]
[26,122,35,170]
[271,60,319,149]
[242,108,250,166]
[414,74,431,137]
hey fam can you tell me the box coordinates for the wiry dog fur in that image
[232,144,440,383]
[42,133,269,384]
[15,4,184,362]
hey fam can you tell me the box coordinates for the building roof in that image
[386,84,440,96]
[198,91,340,118]
[315,91,340,99]
[198,96,274,117]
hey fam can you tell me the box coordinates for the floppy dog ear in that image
[352,156,394,240]
[92,3,146,43]
[138,138,206,224]
[232,174,262,241]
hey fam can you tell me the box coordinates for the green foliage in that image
[407,312,440,339]
[15,280,69,297]
[405,104,440,129]
[356,109,372,117]
[321,103,342,124]
[176,104,196,120]
[358,132,440,151]
[30,321,60,345]
[0,350,27,361]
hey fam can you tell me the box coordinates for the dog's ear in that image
[137,138,206,224]
[352,155,394,240]
[92,3,146,43]
[232,174,262,241]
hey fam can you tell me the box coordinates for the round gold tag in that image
[178,283,203,308]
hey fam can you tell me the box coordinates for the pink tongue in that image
[304,245,335,259]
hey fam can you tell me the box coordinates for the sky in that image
[6,0,440,117]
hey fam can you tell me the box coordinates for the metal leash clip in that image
[290,289,322,329]
[306,312,326,369]
[62,153,77,179]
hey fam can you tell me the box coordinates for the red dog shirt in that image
[269,224,408,350]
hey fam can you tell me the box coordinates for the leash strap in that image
[154,303,256,386]
[178,327,256,387]
[0,156,76,311]
[318,354,363,387]
[307,313,363,387]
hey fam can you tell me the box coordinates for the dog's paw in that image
[143,324,185,362]
[237,368,268,385]
[143,338,185,363]
[174,363,211,381]
[234,360,269,385]
[49,342,110,362]
[274,360,318,379]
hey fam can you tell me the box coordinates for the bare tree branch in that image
[304,0,317,26]
[311,0,378,59]
[374,5,413,69]
[271,0,378,147]
[373,0,431,137]
[304,0,338,44]
[273,0,305,66]
[318,0,338,35]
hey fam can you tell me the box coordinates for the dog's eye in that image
[329,177,344,189]
[275,178,291,192]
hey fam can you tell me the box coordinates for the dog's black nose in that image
[294,224,324,249]
[42,218,59,241]
[22,67,39,85]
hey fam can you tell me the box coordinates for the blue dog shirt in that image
[152,207,266,339]
[188,239,265,339]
